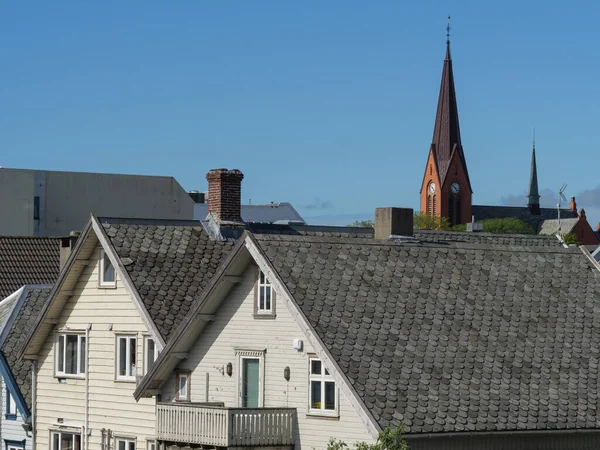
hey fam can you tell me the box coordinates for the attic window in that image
[254,268,276,318]
[99,249,116,287]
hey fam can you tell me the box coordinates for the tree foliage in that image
[413,213,450,230]
[562,232,580,245]
[348,220,374,228]
[326,426,409,450]
[478,217,535,234]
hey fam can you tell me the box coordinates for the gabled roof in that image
[137,225,600,436]
[99,217,237,341]
[0,286,51,414]
[538,218,579,236]
[0,236,61,299]
[251,233,600,434]
[431,42,472,191]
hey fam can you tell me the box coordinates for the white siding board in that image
[1,377,32,450]
[35,244,156,450]
[162,265,374,449]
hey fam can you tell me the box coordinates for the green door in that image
[242,358,260,407]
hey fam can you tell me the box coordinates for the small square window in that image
[175,371,191,402]
[116,438,135,450]
[99,249,116,287]
[5,388,17,419]
[116,335,137,381]
[51,431,81,450]
[146,441,156,450]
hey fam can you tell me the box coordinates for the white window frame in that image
[308,356,338,416]
[144,336,159,375]
[99,249,116,288]
[255,269,275,316]
[115,437,136,450]
[116,335,137,381]
[6,387,17,418]
[7,445,24,450]
[146,440,156,450]
[55,333,86,378]
[175,371,191,402]
[51,431,81,450]
[235,349,265,407]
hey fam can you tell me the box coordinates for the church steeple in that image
[527,131,540,215]
[420,18,472,226]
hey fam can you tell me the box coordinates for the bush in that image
[326,425,409,450]
[562,232,580,244]
[413,213,451,230]
[479,217,535,234]
[348,220,374,228]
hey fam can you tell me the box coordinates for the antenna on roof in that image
[557,184,567,240]
[248,198,251,223]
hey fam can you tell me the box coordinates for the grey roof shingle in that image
[538,218,579,236]
[99,218,236,341]
[252,233,600,434]
[1,287,51,409]
[0,237,61,299]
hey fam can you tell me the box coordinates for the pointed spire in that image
[527,130,541,215]
[431,17,471,191]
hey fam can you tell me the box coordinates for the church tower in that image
[420,21,472,226]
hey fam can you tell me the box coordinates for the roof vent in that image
[466,215,483,232]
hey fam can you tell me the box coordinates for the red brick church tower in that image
[420,25,472,225]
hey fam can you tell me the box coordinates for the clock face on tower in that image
[451,182,460,194]
[429,183,436,194]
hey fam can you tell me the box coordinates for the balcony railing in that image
[156,402,296,447]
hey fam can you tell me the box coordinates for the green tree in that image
[326,425,409,450]
[413,212,451,230]
[478,217,535,234]
[348,220,374,228]
[562,232,580,244]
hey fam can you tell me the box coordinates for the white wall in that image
[1,377,31,450]
[162,264,374,449]
[35,244,157,450]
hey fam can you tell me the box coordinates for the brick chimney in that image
[597,222,600,232]
[579,208,586,220]
[206,169,244,223]
[570,197,577,213]
[374,207,413,239]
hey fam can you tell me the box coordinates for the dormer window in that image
[254,268,276,318]
[99,249,116,287]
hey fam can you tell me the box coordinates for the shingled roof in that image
[0,237,61,299]
[1,286,51,410]
[99,218,236,341]
[252,233,600,434]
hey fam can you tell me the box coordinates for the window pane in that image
[129,442,135,450]
[66,335,78,374]
[324,368,330,376]
[179,375,187,398]
[265,287,271,310]
[260,271,265,284]
[62,433,75,450]
[104,254,115,282]
[325,381,336,410]
[259,286,265,309]
[74,435,81,450]
[53,433,59,450]
[130,338,137,377]
[80,336,86,374]
[147,339,155,371]
[58,335,65,373]
[311,359,322,375]
[311,380,322,409]
[119,338,127,376]
[118,441,126,450]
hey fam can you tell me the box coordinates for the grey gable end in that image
[252,233,600,434]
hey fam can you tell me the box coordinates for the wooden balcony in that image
[156,402,296,448]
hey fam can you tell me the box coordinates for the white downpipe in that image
[85,324,91,450]
[31,360,37,450]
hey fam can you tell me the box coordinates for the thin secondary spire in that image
[527,131,541,214]
[446,15,451,44]
[533,126,536,150]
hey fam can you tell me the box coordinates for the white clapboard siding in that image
[35,244,157,449]
[161,265,374,449]
[1,377,32,450]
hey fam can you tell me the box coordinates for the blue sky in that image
[2,1,600,227]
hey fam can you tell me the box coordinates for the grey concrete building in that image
[0,168,195,236]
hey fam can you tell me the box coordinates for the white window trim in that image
[235,349,265,407]
[99,249,117,288]
[116,335,137,381]
[115,437,136,450]
[308,355,339,417]
[55,333,86,378]
[175,370,191,402]
[51,430,82,450]
[255,268,276,317]
[143,336,159,375]
[146,440,156,450]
